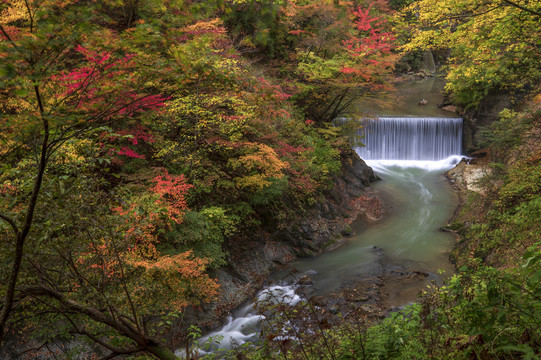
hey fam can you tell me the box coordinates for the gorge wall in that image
[179,148,378,334]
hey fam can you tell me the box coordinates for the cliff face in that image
[180,148,378,332]
[462,92,514,152]
[275,148,378,255]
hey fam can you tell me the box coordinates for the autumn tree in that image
[0,1,219,358]
[402,0,541,107]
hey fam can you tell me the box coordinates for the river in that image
[176,78,464,357]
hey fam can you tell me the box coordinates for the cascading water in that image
[179,84,465,357]
[357,116,463,161]
[175,286,300,358]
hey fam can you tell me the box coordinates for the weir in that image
[178,82,465,357]
[356,117,463,161]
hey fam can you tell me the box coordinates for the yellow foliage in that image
[181,18,225,34]
[1,0,28,26]
[231,143,289,190]
[131,251,219,311]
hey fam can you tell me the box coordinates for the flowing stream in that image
[177,78,464,357]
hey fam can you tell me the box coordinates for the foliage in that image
[402,0,541,107]
[290,2,399,123]
[1,0,396,358]
[458,109,540,262]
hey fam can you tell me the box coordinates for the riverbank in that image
[178,148,379,335]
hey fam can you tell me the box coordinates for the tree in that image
[286,2,398,122]
[0,2,218,358]
[402,0,541,107]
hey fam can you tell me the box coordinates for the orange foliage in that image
[131,251,219,310]
[74,169,217,312]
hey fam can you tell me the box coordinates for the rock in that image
[441,105,458,113]
[180,149,379,334]
[274,148,377,254]
[360,304,378,313]
[353,294,369,302]
[340,225,354,236]
[309,296,328,307]
[329,305,341,314]
[297,275,313,285]
[407,271,429,280]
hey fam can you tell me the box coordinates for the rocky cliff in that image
[178,148,378,337]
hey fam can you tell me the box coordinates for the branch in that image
[76,329,144,356]
[17,285,179,360]
[19,285,142,341]
[0,24,18,48]
[0,213,19,236]
[23,0,34,33]
[0,85,49,342]
[501,0,541,17]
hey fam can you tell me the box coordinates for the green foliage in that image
[163,207,235,268]
[478,109,529,151]
[402,0,541,108]
[223,0,291,58]
[460,110,541,259]
[0,0,399,357]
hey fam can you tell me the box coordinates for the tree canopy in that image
[0,0,399,358]
[402,0,541,106]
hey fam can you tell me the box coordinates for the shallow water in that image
[355,77,459,118]
[273,157,460,300]
[177,78,464,355]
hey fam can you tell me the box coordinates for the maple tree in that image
[0,1,219,358]
[285,1,398,123]
[1,0,403,358]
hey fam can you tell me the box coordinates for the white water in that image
[175,285,300,357]
[178,113,466,357]
[365,155,465,173]
[357,117,463,161]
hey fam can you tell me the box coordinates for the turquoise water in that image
[273,157,460,300]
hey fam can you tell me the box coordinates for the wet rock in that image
[353,294,369,302]
[297,275,314,286]
[408,271,429,280]
[329,305,341,314]
[181,150,379,333]
[340,225,354,236]
[275,149,377,255]
[441,105,458,113]
[309,296,328,307]
[360,304,378,313]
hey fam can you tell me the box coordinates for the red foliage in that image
[101,125,155,160]
[343,5,395,57]
[276,140,311,157]
[289,29,307,35]
[287,167,316,195]
[116,147,145,159]
[256,77,292,101]
[113,126,155,145]
[51,46,170,118]
[151,169,193,224]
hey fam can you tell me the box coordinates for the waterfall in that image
[356,117,463,161]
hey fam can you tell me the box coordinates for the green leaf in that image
[14,88,30,97]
